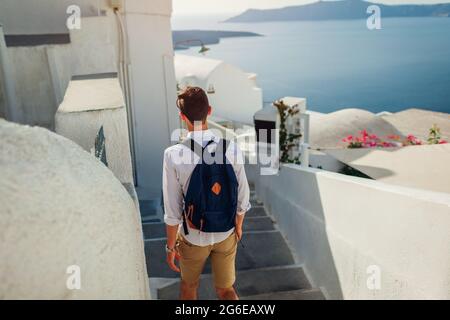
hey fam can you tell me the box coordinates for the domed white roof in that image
[174,54,223,87]
[0,119,149,299]
[310,108,404,148]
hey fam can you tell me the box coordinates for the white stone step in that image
[242,288,325,300]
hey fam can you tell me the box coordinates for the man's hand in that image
[235,226,243,241]
[166,224,181,272]
[166,249,180,273]
[235,213,245,241]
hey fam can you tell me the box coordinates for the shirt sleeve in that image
[227,142,251,215]
[162,149,183,226]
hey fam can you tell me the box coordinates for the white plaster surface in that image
[58,78,125,113]
[55,77,134,185]
[0,0,111,34]
[124,0,172,15]
[0,1,178,199]
[247,163,450,299]
[382,108,450,142]
[310,108,404,149]
[325,143,450,194]
[0,119,149,299]
[0,14,119,129]
[124,2,179,199]
[175,54,263,124]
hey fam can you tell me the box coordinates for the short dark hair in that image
[176,86,209,123]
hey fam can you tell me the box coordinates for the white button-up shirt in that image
[163,129,251,247]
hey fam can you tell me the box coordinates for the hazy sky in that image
[173,0,450,15]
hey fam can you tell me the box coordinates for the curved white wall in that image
[310,108,403,149]
[207,63,262,124]
[248,163,450,299]
[0,119,149,299]
[175,54,263,124]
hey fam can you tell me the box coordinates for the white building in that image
[0,0,179,200]
[175,54,263,125]
[0,0,449,300]
[0,0,178,299]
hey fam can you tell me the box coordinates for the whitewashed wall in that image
[0,119,150,299]
[0,0,109,34]
[123,0,179,199]
[1,0,179,201]
[1,14,118,129]
[0,67,5,118]
[55,76,134,185]
[175,54,263,125]
[207,63,263,124]
[247,163,450,299]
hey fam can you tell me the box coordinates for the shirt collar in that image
[187,129,219,146]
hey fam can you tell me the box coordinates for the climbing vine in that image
[273,100,302,164]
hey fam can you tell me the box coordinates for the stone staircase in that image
[139,190,325,300]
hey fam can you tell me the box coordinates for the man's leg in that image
[177,235,210,300]
[216,286,239,300]
[180,279,200,300]
[210,232,239,300]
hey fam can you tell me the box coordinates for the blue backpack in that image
[181,138,238,235]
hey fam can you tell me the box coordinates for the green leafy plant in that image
[273,100,302,164]
[427,124,447,144]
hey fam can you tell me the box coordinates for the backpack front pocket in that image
[203,211,234,233]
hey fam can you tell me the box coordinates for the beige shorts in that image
[177,232,238,289]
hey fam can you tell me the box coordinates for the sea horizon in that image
[172,15,450,115]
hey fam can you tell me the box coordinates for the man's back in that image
[163,129,251,247]
[163,86,249,300]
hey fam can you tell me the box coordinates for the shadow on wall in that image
[0,80,5,118]
[245,163,344,299]
[247,159,450,299]
[342,164,394,179]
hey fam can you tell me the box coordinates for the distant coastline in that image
[172,30,262,50]
[225,0,450,23]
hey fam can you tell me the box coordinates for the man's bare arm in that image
[235,212,245,240]
[162,149,183,273]
[166,224,178,249]
[166,224,180,273]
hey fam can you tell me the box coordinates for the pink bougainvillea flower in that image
[382,142,395,147]
[341,129,414,149]
[439,140,448,144]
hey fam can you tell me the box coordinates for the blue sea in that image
[172,15,450,114]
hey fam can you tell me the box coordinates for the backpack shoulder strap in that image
[180,138,216,159]
[178,137,215,236]
[216,139,230,164]
[180,138,203,159]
